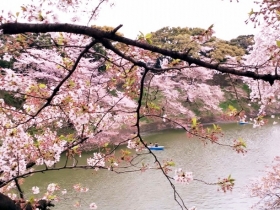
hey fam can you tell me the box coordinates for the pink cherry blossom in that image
[32,186,40,194]
[89,202,98,209]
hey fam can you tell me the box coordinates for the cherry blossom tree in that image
[242,1,280,209]
[0,0,279,209]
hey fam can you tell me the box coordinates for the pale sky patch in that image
[95,0,259,40]
[1,0,259,40]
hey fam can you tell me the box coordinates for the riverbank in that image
[139,115,236,134]
[139,112,278,135]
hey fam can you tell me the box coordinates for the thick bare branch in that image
[0,22,278,84]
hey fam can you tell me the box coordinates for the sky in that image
[95,0,259,40]
[1,0,259,41]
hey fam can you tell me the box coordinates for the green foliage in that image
[150,27,201,56]
[165,160,176,167]
[141,87,164,105]
[241,84,250,94]
[138,32,153,44]
[147,101,161,110]
[57,126,75,136]
[219,99,239,111]
[150,26,247,61]
[0,90,24,109]
[250,102,260,110]
[23,33,53,47]
[182,99,204,115]
[58,133,75,143]
[206,40,245,61]
[276,40,280,48]
[191,117,197,127]
[139,116,154,124]
[92,43,107,61]
[98,64,107,73]
[229,35,254,53]
[192,107,201,116]
[91,25,124,37]
[237,137,246,148]
[86,43,108,73]
[208,74,230,87]
[107,88,118,97]
[0,59,13,68]
[27,127,44,136]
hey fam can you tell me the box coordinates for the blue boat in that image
[148,146,164,150]
[239,121,249,125]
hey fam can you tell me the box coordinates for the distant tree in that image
[229,35,255,54]
[151,26,245,61]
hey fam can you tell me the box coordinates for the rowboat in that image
[239,121,249,125]
[148,146,164,150]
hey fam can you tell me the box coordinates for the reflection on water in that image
[23,123,280,210]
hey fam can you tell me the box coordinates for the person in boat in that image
[154,142,158,147]
[239,111,247,123]
[149,142,153,146]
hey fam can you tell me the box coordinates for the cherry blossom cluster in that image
[249,0,280,29]
[87,152,105,169]
[127,139,145,152]
[28,183,98,209]
[243,23,280,120]
[217,175,235,193]
[173,168,193,184]
[73,183,89,193]
[249,156,280,209]
[0,0,112,25]
[232,138,247,154]
[0,28,138,185]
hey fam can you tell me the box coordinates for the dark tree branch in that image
[0,22,279,84]
[111,24,123,34]
[14,178,24,199]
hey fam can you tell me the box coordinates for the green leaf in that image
[213,124,217,130]
[167,161,175,166]
[47,194,57,200]
[146,38,152,44]
[16,34,24,42]
[248,8,254,16]
[192,117,197,126]
[105,62,111,70]
[73,145,79,152]
[145,33,152,39]
[38,12,44,21]
[238,137,246,148]
[68,80,76,88]
[171,59,181,65]
[38,83,46,89]
[276,40,280,48]
[28,196,35,204]
[227,174,235,183]
[57,33,64,45]
[228,105,236,111]
[137,31,145,40]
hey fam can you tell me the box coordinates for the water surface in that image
[23,122,280,209]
